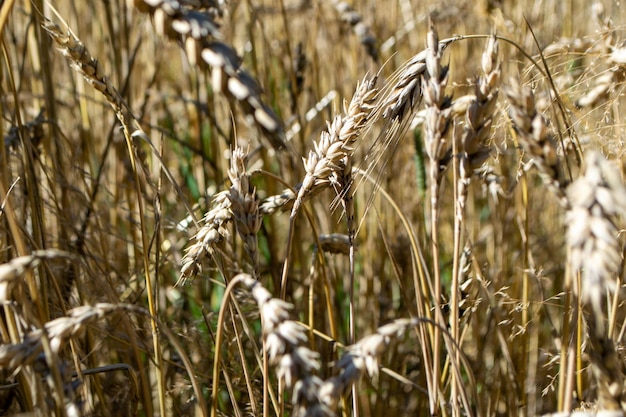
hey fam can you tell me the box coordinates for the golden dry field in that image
[3,0,626,416]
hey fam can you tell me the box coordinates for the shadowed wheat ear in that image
[132,0,285,147]
[179,146,260,283]
[0,250,72,304]
[504,79,568,205]
[0,303,121,368]
[319,318,418,412]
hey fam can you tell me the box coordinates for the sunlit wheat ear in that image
[259,188,297,215]
[566,152,626,412]
[319,318,418,412]
[422,22,451,167]
[132,0,285,146]
[566,151,626,325]
[291,76,378,216]
[504,79,568,205]
[237,274,331,416]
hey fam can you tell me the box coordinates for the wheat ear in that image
[327,0,378,62]
[132,0,285,146]
[213,274,330,416]
[566,151,626,411]
[227,147,262,277]
[504,79,568,205]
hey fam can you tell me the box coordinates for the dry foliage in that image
[5,0,626,416]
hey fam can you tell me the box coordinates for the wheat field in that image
[3,0,626,416]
